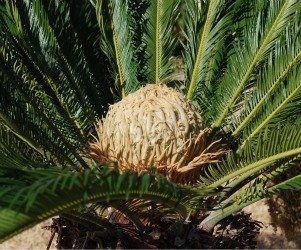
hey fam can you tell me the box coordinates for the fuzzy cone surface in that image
[90,84,223,183]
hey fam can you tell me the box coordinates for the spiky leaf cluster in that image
[0,0,301,242]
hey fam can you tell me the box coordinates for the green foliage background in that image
[0,0,301,243]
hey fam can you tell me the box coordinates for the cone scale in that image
[90,84,222,184]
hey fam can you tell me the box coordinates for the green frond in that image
[13,0,104,122]
[0,164,192,243]
[96,0,140,97]
[232,26,301,137]
[269,174,301,192]
[239,67,301,150]
[198,168,301,232]
[127,0,149,83]
[0,123,47,165]
[229,166,301,208]
[212,0,301,128]
[0,0,23,37]
[0,0,116,168]
[144,0,180,83]
[182,0,235,102]
[197,122,301,191]
[3,0,113,118]
[219,155,301,209]
[1,0,301,240]
[0,51,88,168]
[191,120,301,231]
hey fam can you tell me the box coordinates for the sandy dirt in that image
[1,199,300,249]
[243,199,301,249]
[0,219,57,250]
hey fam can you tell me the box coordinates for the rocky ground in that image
[1,199,300,249]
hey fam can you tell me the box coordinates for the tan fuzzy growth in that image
[89,84,224,184]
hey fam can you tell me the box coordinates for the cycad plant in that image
[1,0,301,247]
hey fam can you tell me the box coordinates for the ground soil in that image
[243,199,301,249]
[0,219,57,250]
[1,199,300,249]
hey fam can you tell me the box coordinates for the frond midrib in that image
[0,189,188,243]
[207,146,301,189]
[186,0,214,100]
[239,78,301,150]
[44,78,86,140]
[112,26,126,98]
[199,174,301,232]
[29,1,97,122]
[0,113,43,155]
[213,0,290,127]
[0,56,86,168]
[233,48,301,136]
[155,0,161,83]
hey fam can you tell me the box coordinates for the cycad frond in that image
[194,120,301,231]
[219,154,301,205]
[0,49,88,168]
[0,164,192,243]
[1,0,301,242]
[212,0,301,128]
[0,0,115,168]
[96,0,140,97]
[232,23,301,137]
[234,161,301,206]
[12,0,110,122]
[0,124,47,166]
[269,173,301,191]
[198,172,301,232]
[229,165,301,213]
[182,0,235,104]
[239,67,301,149]
[197,122,301,190]
[144,0,180,83]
